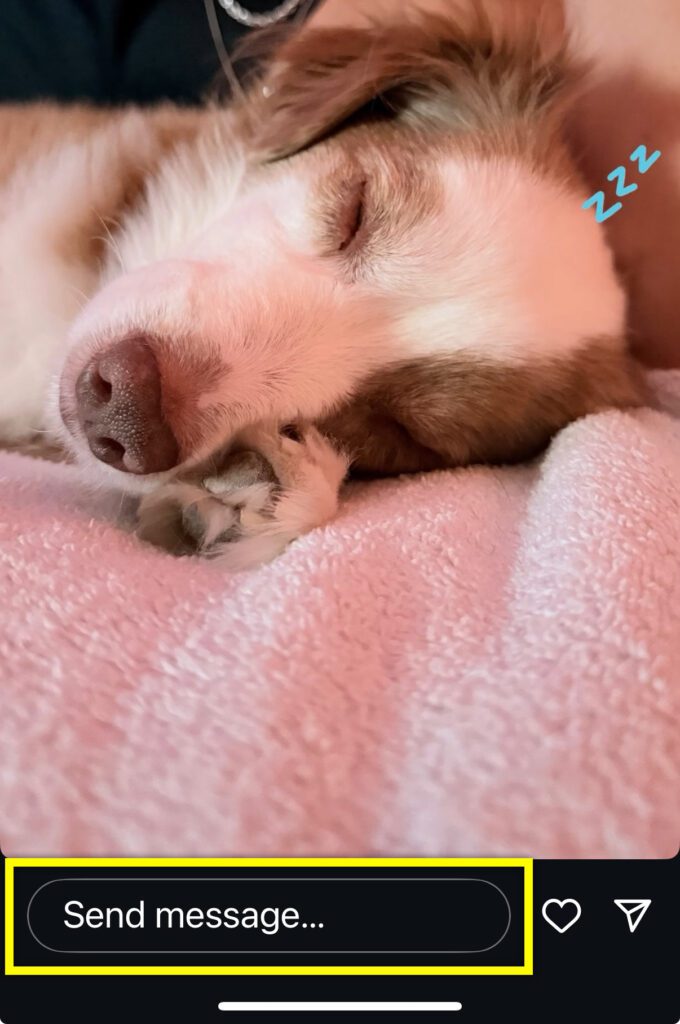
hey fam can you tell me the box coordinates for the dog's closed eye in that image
[317,173,370,258]
[337,177,367,252]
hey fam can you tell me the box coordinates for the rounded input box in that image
[26,877,512,955]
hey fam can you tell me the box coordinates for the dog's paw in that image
[135,449,279,560]
[135,426,348,569]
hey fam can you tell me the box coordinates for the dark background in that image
[0,0,319,104]
[1,852,678,1022]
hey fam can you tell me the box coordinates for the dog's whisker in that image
[93,212,124,268]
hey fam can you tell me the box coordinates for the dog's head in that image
[55,4,639,486]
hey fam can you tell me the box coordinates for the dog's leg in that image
[135,425,349,569]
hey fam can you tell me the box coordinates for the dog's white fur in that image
[0,0,674,567]
[391,160,625,363]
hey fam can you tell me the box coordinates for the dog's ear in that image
[241,6,575,161]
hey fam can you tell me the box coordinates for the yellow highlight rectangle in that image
[4,856,533,976]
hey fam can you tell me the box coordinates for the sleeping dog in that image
[1,0,669,568]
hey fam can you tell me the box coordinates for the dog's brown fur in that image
[242,11,579,175]
[321,338,644,474]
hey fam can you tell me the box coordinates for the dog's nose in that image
[75,336,179,474]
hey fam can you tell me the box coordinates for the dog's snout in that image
[75,336,179,475]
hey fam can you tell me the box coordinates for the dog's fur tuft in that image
[242,8,580,165]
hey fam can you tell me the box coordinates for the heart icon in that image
[541,898,582,934]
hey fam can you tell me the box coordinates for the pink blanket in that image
[1,372,679,859]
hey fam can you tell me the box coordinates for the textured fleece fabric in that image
[1,371,679,857]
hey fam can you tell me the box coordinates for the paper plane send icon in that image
[614,899,652,933]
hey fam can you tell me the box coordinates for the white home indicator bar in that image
[218,1002,462,1012]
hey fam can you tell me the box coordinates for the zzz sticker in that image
[582,145,661,223]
